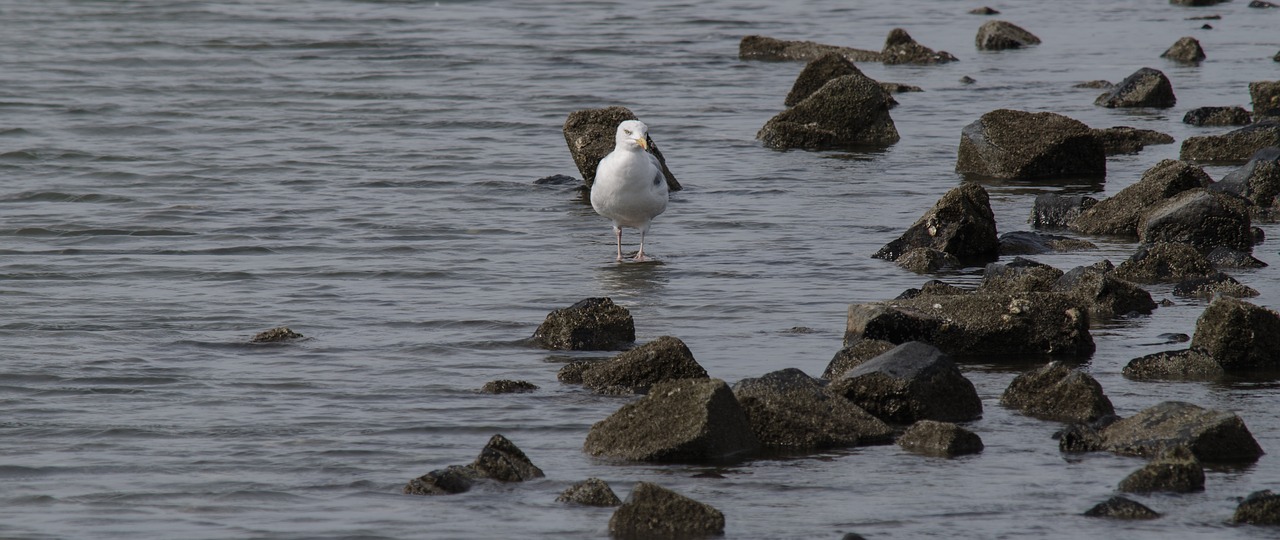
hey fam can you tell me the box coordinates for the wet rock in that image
[897,420,984,457]
[556,359,596,384]
[758,73,900,150]
[1160,36,1206,63]
[250,326,303,343]
[1001,362,1115,423]
[1275,50,1280,62]
[532,297,635,351]
[955,109,1105,179]
[557,478,622,507]
[609,482,724,539]
[1191,296,1280,371]
[1083,496,1160,520]
[1207,245,1267,268]
[1214,146,1280,214]
[481,380,539,394]
[1114,242,1218,283]
[960,76,976,84]
[1172,273,1259,299]
[403,434,544,495]
[1118,447,1206,493]
[881,28,958,65]
[1053,264,1157,320]
[1123,349,1224,380]
[970,6,1000,15]
[1058,421,1107,453]
[829,342,983,424]
[1030,193,1098,229]
[403,465,484,495]
[784,53,871,107]
[822,339,897,380]
[1180,120,1280,163]
[1137,189,1253,253]
[1099,401,1264,463]
[880,81,923,93]
[1074,80,1113,89]
[733,368,893,449]
[872,183,998,263]
[1171,0,1227,5]
[1201,23,1214,29]
[583,378,760,462]
[1072,159,1212,237]
[894,247,962,273]
[562,106,681,191]
[579,336,709,395]
[1095,67,1176,108]
[1183,106,1251,126]
[738,35,882,63]
[1232,490,1280,525]
[999,231,1097,255]
[917,279,971,297]
[1092,126,1175,155]
[975,20,1041,51]
[975,257,1064,295]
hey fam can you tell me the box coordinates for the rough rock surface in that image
[733,368,894,449]
[829,342,983,424]
[1183,106,1251,126]
[562,106,681,191]
[1123,349,1224,381]
[894,247,962,273]
[609,482,725,539]
[1030,193,1097,229]
[738,35,882,63]
[1113,242,1218,283]
[897,420,984,457]
[250,326,303,343]
[532,297,635,351]
[557,478,622,507]
[1094,67,1176,108]
[1000,362,1115,423]
[784,53,870,107]
[579,336,709,394]
[1214,146,1280,213]
[1083,496,1160,520]
[975,20,1041,50]
[1180,121,1280,163]
[975,257,1064,295]
[403,465,484,496]
[481,380,539,394]
[1071,159,1212,236]
[1190,296,1280,371]
[970,6,1000,15]
[1207,246,1268,268]
[758,73,900,150]
[872,183,998,263]
[1052,264,1157,320]
[1099,401,1264,463]
[1092,126,1175,155]
[1137,188,1253,253]
[823,339,898,380]
[1232,490,1280,525]
[955,109,1105,179]
[583,378,761,462]
[1117,447,1206,493]
[1253,81,1280,120]
[1172,273,1260,299]
[881,28,958,65]
[403,434,544,495]
[998,231,1097,255]
[1160,36,1206,62]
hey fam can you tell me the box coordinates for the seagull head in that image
[615,119,649,151]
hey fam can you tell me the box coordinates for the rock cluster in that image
[404,434,545,495]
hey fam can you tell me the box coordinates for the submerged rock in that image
[738,35,882,63]
[1113,242,1218,284]
[733,368,893,449]
[578,336,709,395]
[250,326,303,343]
[1052,264,1156,320]
[1099,401,1263,463]
[1172,273,1259,299]
[1118,447,1205,493]
[1092,126,1174,155]
[974,20,1040,51]
[609,482,725,539]
[998,231,1097,255]
[1183,106,1252,126]
[956,109,1105,179]
[1180,121,1280,163]
[823,338,898,380]
[1253,81,1280,120]
[1160,36,1206,63]
[1001,362,1115,423]
[1123,349,1224,381]
[1094,67,1176,108]
[1214,146,1280,214]
[1207,245,1268,268]
[1191,296,1280,371]
[583,378,760,462]
[1030,193,1098,229]
[1083,496,1160,520]
[557,478,622,507]
[829,341,983,424]
[1232,490,1280,525]
[1071,159,1211,236]
[894,247,962,273]
[532,297,635,351]
[480,380,539,394]
[562,106,681,191]
[1137,189,1253,253]
[872,183,998,264]
[403,465,484,496]
[758,73,900,150]
[881,28,958,65]
[403,434,545,495]
[897,420,984,457]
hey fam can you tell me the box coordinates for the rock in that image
[829,342,983,424]
[975,257,1064,295]
[822,339,898,379]
[881,28,958,65]
[1183,106,1252,126]
[579,336,709,395]
[844,293,1095,357]
[480,380,539,394]
[916,279,971,297]
[1214,146,1280,214]
[1030,193,1098,229]
[608,482,725,539]
[532,297,635,351]
[1000,362,1115,423]
[975,20,1041,51]
[733,368,894,449]
[758,73,900,150]
[1232,490,1280,525]
[872,183,998,263]
[880,82,923,93]
[471,434,545,482]
[1099,401,1264,463]
[897,420,984,457]
[738,35,882,63]
[1114,242,1218,283]
[1123,349,1224,380]
[557,478,622,507]
[1137,189,1253,253]
[1173,273,1259,299]
[1187,14,1223,20]
[556,359,596,384]
[1201,23,1214,29]
[403,465,484,496]
[583,378,761,462]
[1171,0,1227,6]
[1161,36,1206,63]
[956,109,1105,179]
[1252,0,1280,7]
[1180,121,1280,163]
[1091,126,1175,155]
[250,326,303,343]
[562,106,681,191]
[1191,296,1280,371]
[960,76,976,84]
[1095,67,1176,108]
[1207,246,1267,268]
[1118,447,1206,493]
[894,247,962,273]
[1053,264,1157,320]
[1275,50,1280,62]
[1074,80,1113,89]
[999,231,1096,255]
[970,6,1000,15]
[784,53,870,107]
[1083,496,1160,520]
[1071,159,1212,236]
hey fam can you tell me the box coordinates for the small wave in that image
[0,191,136,204]
[2,227,195,237]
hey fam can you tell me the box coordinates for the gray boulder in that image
[562,106,681,191]
[881,28,958,65]
[1180,120,1280,163]
[998,231,1097,255]
[976,257,1064,295]
[1052,264,1157,320]
[1072,159,1212,236]
[557,478,622,507]
[556,359,596,384]
[956,109,1105,179]
[733,368,894,449]
[403,434,544,495]
[758,74,900,150]
[1160,36,1205,63]
[609,482,724,539]
[1207,245,1268,268]
[785,53,869,107]
[480,380,539,394]
[403,465,484,496]
[1232,490,1280,525]
[1172,273,1259,299]
[1117,447,1205,493]
[1099,401,1264,463]
[1191,296,1280,371]
[1137,189,1253,253]
[1092,126,1174,155]
[583,378,761,462]
[1083,496,1160,520]
[1123,349,1224,381]
[1000,362,1115,423]
[1214,146,1280,215]
[1113,242,1218,283]
[897,420,984,457]
[738,35,882,63]
[829,342,983,424]
[970,6,999,15]
[1253,81,1280,120]
[872,183,998,263]
[1095,67,1175,108]
[532,297,635,351]
[894,247,962,273]
[975,20,1041,51]
[1183,106,1251,126]
[1030,193,1097,229]
[823,339,897,380]
[579,336,709,395]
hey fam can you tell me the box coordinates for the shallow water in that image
[2,1,1280,538]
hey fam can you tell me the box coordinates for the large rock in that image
[880,28,958,65]
[1000,362,1114,423]
[1052,264,1156,320]
[579,336,709,395]
[1160,36,1205,63]
[1190,296,1280,371]
[532,297,636,351]
[822,339,897,380]
[1183,106,1252,126]
[562,106,681,191]
[403,434,544,495]
[785,53,868,107]
[1180,120,1280,163]
[955,109,1105,179]
[1214,146,1280,213]
[1253,81,1280,120]
[1094,67,1176,108]
[872,183,998,263]
[557,478,622,507]
[1123,349,1224,381]
[975,20,1040,50]
[1099,401,1264,463]
[583,378,761,462]
[1232,490,1280,525]
[897,420,984,457]
[1091,126,1174,155]
[758,74,900,150]
[733,368,893,449]
[738,35,882,63]
[1071,159,1211,236]
[829,342,982,424]
[1117,447,1205,493]
[1113,242,1218,283]
[998,231,1097,255]
[1030,193,1097,229]
[609,482,724,539]
[1137,189,1253,253]
[1083,496,1160,520]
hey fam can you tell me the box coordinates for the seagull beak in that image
[636,137,649,150]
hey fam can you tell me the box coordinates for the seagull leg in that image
[613,226,624,262]
[634,228,649,262]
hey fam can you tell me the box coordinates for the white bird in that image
[590,119,669,262]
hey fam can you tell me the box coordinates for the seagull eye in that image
[623,129,632,135]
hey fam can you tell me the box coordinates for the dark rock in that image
[1207,245,1267,268]
[1250,0,1279,8]
[1187,14,1223,20]
[1275,50,1280,62]
[250,326,303,343]
[556,359,596,384]
[1118,447,1206,493]
[533,174,579,186]
[738,35,882,63]
[562,106,681,191]
[895,247,962,273]
[1180,121,1280,163]
[897,420,984,457]
[1215,146,1280,214]
[1083,496,1160,520]
[1058,422,1106,453]
[960,76,977,84]
[1072,159,1212,236]
[1191,296,1280,371]
[872,183,998,263]
[609,482,725,539]
[532,297,635,351]
[1099,401,1264,463]
[823,339,898,380]
[583,378,761,462]
[579,336,709,395]
[975,20,1041,51]
[829,342,983,424]
[917,279,971,297]
[472,434,545,482]
[1137,188,1253,253]
[733,368,894,449]
[976,257,1064,295]
[1030,193,1098,229]
[1123,349,1224,380]
[481,380,539,394]
[1074,80,1113,89]
[403,465,483,496]
[1201,24,1214,29]
[1171,0,1228,5]
[956,109,1105,179]
[1173,273,1259,299]
[1183,106,1252,126]
[1161,36,1206,63]
[1092,126,1175,155]
[880,82,923,93]
[1095,67,1176,108]
[557,478,622,507]
[881,28,958,65]
[1232,490,1280,525]
[1053,264,1157,320]
[1001,362,1115,423]
[1114,242,1218,283]
[970,6,1000,15]
[784,53,868,107]
[999,231,1097,255]
[758,74,900,150]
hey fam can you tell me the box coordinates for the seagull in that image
[590,119,669,262]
